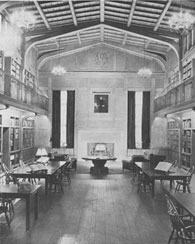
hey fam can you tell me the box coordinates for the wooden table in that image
[10,161,66,196]
[170,193,195,220]
[82,156,117,174]
[135,162,188,198]
[0,184,40,231]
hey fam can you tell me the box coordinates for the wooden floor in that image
[0,161,192,244]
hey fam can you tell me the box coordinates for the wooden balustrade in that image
[154,76,195,113]
[3,74,48,111]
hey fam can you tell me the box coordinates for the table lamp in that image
[36,147,48,164]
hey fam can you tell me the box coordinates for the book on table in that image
[29,163,48,172]
[36,156,50,164]
[154,161,173,173]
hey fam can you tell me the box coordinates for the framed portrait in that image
[93,93,109,113]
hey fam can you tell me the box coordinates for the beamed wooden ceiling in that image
[1,0,195,64]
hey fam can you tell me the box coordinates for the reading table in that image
[10,161,66,196]
[135,162,188,197]
[82,156,117,174]
[0,184,40,230]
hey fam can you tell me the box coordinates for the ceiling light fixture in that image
[138,39,152,79]
[52,39,66,76]
[168,1,195,34]
[10,2,36,31]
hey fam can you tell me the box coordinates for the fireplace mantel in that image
[87,143,114,156]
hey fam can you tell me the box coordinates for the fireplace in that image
[87,143,114,156]
[77,129,126,161]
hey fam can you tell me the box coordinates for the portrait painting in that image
[94,93,109,113]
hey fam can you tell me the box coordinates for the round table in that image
[82,156,117,175]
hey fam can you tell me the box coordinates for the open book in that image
[36,156,50,164]
[154,161,173,173]
[29,163,48,172]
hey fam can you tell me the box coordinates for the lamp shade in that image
[36,148,48,157]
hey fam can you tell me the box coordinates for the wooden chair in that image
[136,170,152,193]
[175,166,194,193]
[165,194,195,244]
[0,199,10,227]
[1,163,15,219]
[61,161,72,184]
[49,169,64,193]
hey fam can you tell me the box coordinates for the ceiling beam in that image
[123,0,137,46]
[77,32,82,45]
[105,20,178,47]
[25,21,179,59]
[100,0,105,23]
[68,0,81,44]
[100,25,104,42]
[26,22,102,54]
[25,20,178,39]
[27,21,176,47]
[145,39,150,48]
[0,1,14,13]
[54,39,59,48]
[154,0,172,31]
[127,0,137,27]
[122,33,128,45]
[68,0,77,26]
[33,0,51,30]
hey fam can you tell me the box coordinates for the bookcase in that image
[181,118,193,167]
[0,51,4,94]
[167,121,180,152]
[183,59,195,82]
[4,57,21,99]
[24,69,35,88]
[9,117,20,168]
[22,119,34,149]
[168,70,179,88]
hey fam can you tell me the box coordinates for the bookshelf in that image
[168,70,179,87]
[183,59,195,82]
[0,114,2,154]
[24,69,35,88]
[0,51,4,94]
[167,121,180,152]
[9,117,20,168]
[181,118,193,167]
[4,57,21,99]
[22,119,34,149]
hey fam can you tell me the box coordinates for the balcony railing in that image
[154,76,195,112]
[3,73,48,111]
